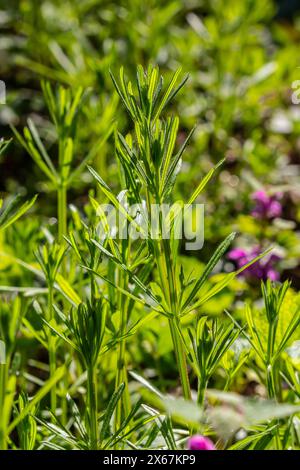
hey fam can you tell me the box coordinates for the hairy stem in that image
[114,271,130,433]
[156,237,191,400]
[57,184,67,244]
[169,316,191,400]
[197,376,208,407]
[57,182,68,423]
[47,285,57,418]
[87,364,98,449]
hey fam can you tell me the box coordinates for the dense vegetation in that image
[1,0,300,451]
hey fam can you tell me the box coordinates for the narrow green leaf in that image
[187,159,225,206]
[183,248,272,315]
[8,365,66,434]
[153,68,187,121]
[182,232,236,310]
[0,195,38,231]
[100,383,125,441]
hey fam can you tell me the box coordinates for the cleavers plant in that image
[87,65,266,418]
[1,65,300,451]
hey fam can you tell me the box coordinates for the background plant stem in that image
[0,363,8,450]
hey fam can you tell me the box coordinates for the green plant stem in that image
[114,271,131,433]
[49,342,57,414]
[0,363,9,450]
[224,375,231,392]
[57,184,67,244]
[147,180,191,400]
[57,182,68,423]
[168,316,191,400]
[114,338,127,430]
[266,361,282,448]
[47,285,57,418]
[266,362,277,400]
[87,364,98,449]
[197,376,208,407]
[90,272,97,305]
[156,237,191,400]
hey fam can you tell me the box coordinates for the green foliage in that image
[65,301,107,368]
[1,0,300,451]
[228,281,300,400]
[0,195,37,232]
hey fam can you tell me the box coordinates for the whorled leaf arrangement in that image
[1,66,298,452]
[86,65,268,415]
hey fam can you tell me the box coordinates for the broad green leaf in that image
[163,396,202,426]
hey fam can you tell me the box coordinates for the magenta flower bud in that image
[187,435,215,450]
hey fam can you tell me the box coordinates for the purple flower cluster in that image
[251,190,282,220]
[187,435,215,451]
[228,246,281,281]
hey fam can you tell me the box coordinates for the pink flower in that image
[187,435,215,450]
[251,190,282,220]
[267,200,282,219]
[227,248,247,261]
[228,246,281,281]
